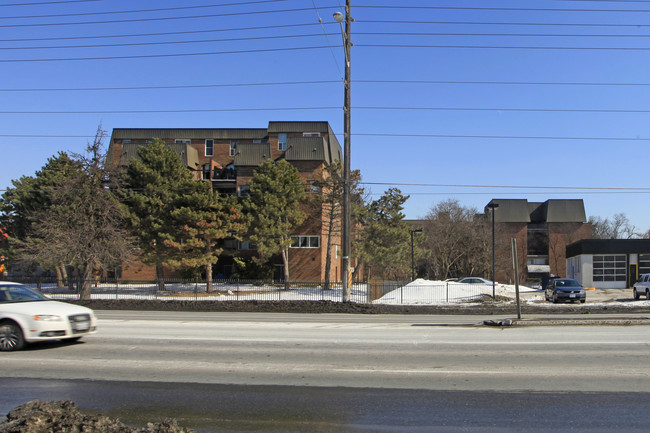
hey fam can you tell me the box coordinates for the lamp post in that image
[487,202,499,299]
[410,228,423,281]
[334,2,352,302]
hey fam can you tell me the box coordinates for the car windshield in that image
[555,279,580,287]
[0,284,49,303]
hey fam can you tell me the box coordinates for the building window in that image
[202,164,211,180]
[305,180,320,194]
[253,139,262,144]
[290,236,320,248]
[175,139,191,144]
[278,133,287,151]
[593,255,626,282]
[238,185,249,198]
[230,140,238,156]
[640,254,650,275]
[238,240,257,250]
[122,139,132,144]
[303,132,320,137]
[205,139,214,156]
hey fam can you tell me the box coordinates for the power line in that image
[8,31,650,51]
[5,42,650,63]
[1,0,288,19]
[0,7,323,28]
[5,106,650,114]
[363,19,650,28]
[3,132,650,142]
[0,23,321,43]
[0,0,99,6]
[0,45,332,63]
[0,32,333,51]
[4,5,650,29]
[361,182,650,191]
[352,133,650,141]
[4,79,650,92]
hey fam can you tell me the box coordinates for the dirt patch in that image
[0,400,193,433]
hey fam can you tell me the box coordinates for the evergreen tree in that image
[119,138,194,286]
[0,152,83,284]
[356,188,412,280]
[165,181,246,292]
[244,159,306,286]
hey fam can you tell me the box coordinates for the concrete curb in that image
[483,317,650,327]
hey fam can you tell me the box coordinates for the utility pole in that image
[334,0,352,302]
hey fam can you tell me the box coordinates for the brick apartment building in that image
[484,199,592,283]
[107,121,343,282]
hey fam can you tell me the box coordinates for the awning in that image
[527,265,551,273]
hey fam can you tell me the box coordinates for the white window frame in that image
[230,140,238,156]
[290,235,320,248]
[205,139,214,157]
[278,133,287,151]
[175,139,191,144]
[303,132,320,137]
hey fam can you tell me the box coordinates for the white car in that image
[456,277,496,285]
[0,282,97,351]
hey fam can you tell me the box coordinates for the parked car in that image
[0,282,97,351]
[545,278,586,303]
[633,274,650,300]
[456,277,496,285]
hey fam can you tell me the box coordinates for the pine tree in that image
[357,188,412,280]
[165,181,246,292]
[244,159,306,287]
[119,138,194,287]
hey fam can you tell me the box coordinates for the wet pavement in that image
[3,378,650,432]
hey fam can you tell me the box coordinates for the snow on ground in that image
[32,279,649,307]
[372,278,537,305]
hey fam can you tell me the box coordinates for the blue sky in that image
[1,0,650,232]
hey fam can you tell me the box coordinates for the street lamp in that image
[486,202,499,299]
[334,2,352,302]
[410,228,423,281]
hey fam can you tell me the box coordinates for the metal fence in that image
[7,277,504,305]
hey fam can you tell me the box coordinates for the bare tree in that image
[589,213,639,239]
[422,200,489,280]
[26,126,133,299]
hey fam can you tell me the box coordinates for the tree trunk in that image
[205,263,213,293]
[323,221,334,290]
[79,263,93,300]
[155,261,165,291]
[55,264,66,287]
[282,247,290,290]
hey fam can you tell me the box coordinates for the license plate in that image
[73,322,89,331]
[570,294,576,298]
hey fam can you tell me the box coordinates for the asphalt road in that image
[3,311,650,432]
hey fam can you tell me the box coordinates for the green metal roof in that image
[285,136,327,161]
[233,143,272,166]
[486,199,586,223]
[118,143,199,168]
[111,128,268,140]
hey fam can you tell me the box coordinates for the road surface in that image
[2,311,650,432]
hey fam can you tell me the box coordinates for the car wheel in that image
[0,321,25,352]
[580,299,586,304]
[634,288,640,300]
[646,290,650,300]
[552,292,558,304]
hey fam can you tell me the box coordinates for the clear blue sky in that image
[2,0,649,232]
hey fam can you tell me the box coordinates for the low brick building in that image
[107,121,343,282]
[484,199,592,283]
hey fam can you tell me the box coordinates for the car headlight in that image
[33,315,63,321]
